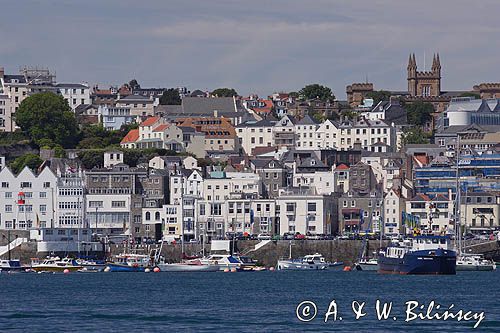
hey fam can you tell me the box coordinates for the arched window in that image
[145,212,151,221]
[155,212,160,221]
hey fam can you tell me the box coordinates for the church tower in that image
[407,53,417,96]
[407,52,441,97]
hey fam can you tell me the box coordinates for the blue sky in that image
[1,0,499,99]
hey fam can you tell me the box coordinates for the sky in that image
[1,0,499,99]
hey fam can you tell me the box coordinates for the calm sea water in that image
[0,270,499,332]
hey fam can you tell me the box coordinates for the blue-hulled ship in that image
[378,235,456,275]
[106,254,151,272]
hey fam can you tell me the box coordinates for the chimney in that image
[0,67,4,78]
[213,109,218,117]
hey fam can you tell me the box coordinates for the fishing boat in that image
[106,254,150,272]
[31,257,82,273]
[378,235,456,275]
[355,258,379,271]
[0,259,28,273]
[456,254,496,271]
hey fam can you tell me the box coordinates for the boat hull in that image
[456,263,496,271]
[277,260,328,270]
[355,262,378,271]
[32,266,82,273]
[378,248,456,275]
[106,263,146,272]
[156,263,218,272]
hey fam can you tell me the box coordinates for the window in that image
[39,205,46,212]
[343,200,347,207]
[5,205,12,212]
[20,182,32,188]
[1,182,8,188]
[307,202,316,212]
[40,192,47,198]
[351,200,355,207]
[286,203,295,212]
[111,201,126,208]
[211,203,222,215]
[43,182,50,188]
[145,212,151,221]
[89,201,103,208]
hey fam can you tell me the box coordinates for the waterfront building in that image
[383,187,405,236]
[249,158,287,199]
[0,167,57,230]
[295,114,320,150]
[405,193,455,234]
[460,191,499,232]
[277,187,337,235]
[84,164,147,242]
[338,190,384,234]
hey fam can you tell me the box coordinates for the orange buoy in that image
[63,269,70,274]
[343,266,352,272]
[153,267,161,273]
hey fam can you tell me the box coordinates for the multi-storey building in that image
[249,158,287,198]
[98,105,136,130]
[56,83,91,111]
[116,94,155,118]
[295,115,320,150]
[84,163,147,241]
[0,67,28,131]
[0,167,57,230]
[405,193,454,234]
[236,119,275,155]
[277,188,337,235]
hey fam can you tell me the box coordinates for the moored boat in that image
[199,254,243,271]
[106,254,150,272]
[355,258,378,271]
[378,235,456,275]
[277,253,329,270]
[0,259,29,273]
[156,259,219,272]
[456,254,496,271]
[31,257,82,273]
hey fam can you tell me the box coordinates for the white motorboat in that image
[355,258,378,271]
[456,254,496,271]
[31,257,82,273]
[156,259,219,272]
[199,254,243,271]
[277,253,329,270]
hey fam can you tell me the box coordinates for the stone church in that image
[407,53,441,97]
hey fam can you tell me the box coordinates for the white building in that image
[56,83,91,111]
[0,167,57,230]
[295,114,320,150]
[277,188,336,235]
[383,188,405,236]
[0,68,29,132]
[405,193,454,234]
[116,94,155,118]
[236,119,275,155]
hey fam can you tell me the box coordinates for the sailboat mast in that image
[455,135,461,254]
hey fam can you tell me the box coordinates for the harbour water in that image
[0,270,499,332]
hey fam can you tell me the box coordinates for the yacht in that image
[456,254,496,271]
[355,258,379,271]
[31,257,82,273]
[156,259,219,272]
[277,253,329,270]
[75,258,107,272]
[378,235,456,275]
[199,254,243,271]
[106,254,151,272]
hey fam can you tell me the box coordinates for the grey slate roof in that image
[236,119,276,128]
[3,75,26,83]
[297,114,320,125]
[182,97,236,115]
[55,83,88,88]
[118,94,152,102]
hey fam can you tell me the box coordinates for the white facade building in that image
[99,105,136,130]
[236,119,275,155]
[56,83,91,111]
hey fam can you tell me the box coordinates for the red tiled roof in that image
[121,129,139,143]
[140,116,160,127]
[252,146,276,156]
[336,163,349,170]
[153,124,169,132]
[252,100,273,113]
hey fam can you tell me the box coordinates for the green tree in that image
[9,153,43,174]
[15,92,79,148]
[402,127,431,145]
[211,88,238,97]
[78,150,104,169]
[288,91,299,99]
[159,88,182,105]
[365,90,392,105]
[405,101,434,126]
[299,84,335,101]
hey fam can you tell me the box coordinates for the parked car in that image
[283,233,295,240]
[294,233,305,240]
[257,233,271,240]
